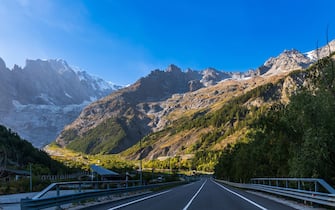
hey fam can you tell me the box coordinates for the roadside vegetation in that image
[47,143,134,173]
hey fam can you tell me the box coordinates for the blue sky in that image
[1,0,335,85]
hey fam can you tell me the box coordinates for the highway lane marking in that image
[182,179,207,210]
[107,190,172,210]
[212,180,268,210]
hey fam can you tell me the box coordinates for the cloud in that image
[0,0,88,67]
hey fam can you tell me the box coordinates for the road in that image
[82,178,296,210]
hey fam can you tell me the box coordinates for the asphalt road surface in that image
[82,178,296,210]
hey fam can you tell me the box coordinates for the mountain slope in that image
[214,54,335,181]
[0,124,69,174]
[121,70,305,159]
[55,65,256,154]
[0,58,121,148]
[51,41,335,157]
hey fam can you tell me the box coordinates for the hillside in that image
[0,125,69,175]
[120,72,305,171]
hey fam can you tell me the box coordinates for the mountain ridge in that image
[0,58,121,148]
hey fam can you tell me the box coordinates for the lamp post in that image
[169,157,171,174]
[139,137,143,185]
[29,163,32,192]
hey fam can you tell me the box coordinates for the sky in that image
[1,0,335,85]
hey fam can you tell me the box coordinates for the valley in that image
[1,40,335,180]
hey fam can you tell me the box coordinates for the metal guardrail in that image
[20,180,187,210]
[32,180,140,200]
[216,178,335,207]
[250,178,335,194]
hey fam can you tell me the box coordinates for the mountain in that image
[0,58,121,148]
[214,55,335,182]
[260,49,312,75]
[51,40,335,159]
[54,64,234,154]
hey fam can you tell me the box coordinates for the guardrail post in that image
[79,183,82,193]
[314,181,318,192]
[20,198,31,210]
[285,180,288,188]
[56,185,60,196]
[56,184,61,210]
[297,181,301,190]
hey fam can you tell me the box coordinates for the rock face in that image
[0,58,121,148]
[259,49,312,76]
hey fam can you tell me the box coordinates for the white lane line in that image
[108,190,171,210]
[183,179,207,210]
[212,180,267,210]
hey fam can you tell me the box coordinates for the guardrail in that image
[21,180,187,210]
[32,180,141,200]
[216,178,335,207]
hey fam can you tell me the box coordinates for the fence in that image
[39,171,90,181]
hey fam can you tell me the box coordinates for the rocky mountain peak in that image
[48,59,72,73]
[261,49,312,76]
[0,57,6,70]
[203,67,218,74]
[166,64,181,73]
[24,58,74,76]
[281,49,306,58]
[201,67,231,86]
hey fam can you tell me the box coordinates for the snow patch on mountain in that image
[64,92,72,98]
[305,50,315,61]
[0,58,122,148]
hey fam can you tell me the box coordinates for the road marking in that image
[212,180,267,210]
[183,179,207,210]
[108,190,171,210]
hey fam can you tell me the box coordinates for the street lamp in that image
[139,135,143,186]
[29,163,32,192]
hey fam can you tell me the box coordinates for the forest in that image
[0,125,73,175]
[214,55,335,184]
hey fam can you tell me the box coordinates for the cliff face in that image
[0,58,120,148]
